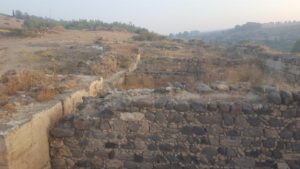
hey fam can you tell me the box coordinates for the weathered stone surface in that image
[190,101,206,112]
[223,112,235,126]
[242,103,253,114]
[201,147,218,157]
[247,116,260,126]
[268,91,282,104]
[276,162,290,169]
[105,142,118,149]
[234,158,255,168]
[128,122,141,132]
[196,83,213,93]
[49,91,299,169]
[159,144,173,152]
[280,129,293,139]
[98,109,114,119]
[293,130,300,140]
[52,158,66,169]
[132,96,153,108]
[212,82,230,91]
[227,129,240,137]
[280,90,293,105]
[154,96,168,108]
[207,101,218,111]
[106,160,123,168]
[263,138,276,148]
[174,101,190,112]
[268,118,284,127]
[292,91,300,102]
[218,102,231,112]
[73,117,91,129]
[167,112,183,123]
[120,112,145,121]
[244,127,263,137]
[165,100,176,110]
[51,128,74,137]
[253,85,276,93]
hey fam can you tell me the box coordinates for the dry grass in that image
[35,88,57,102]
[90,56,118,76]
[1,70,58,101]
[60,78,78,90]
[0,15,23,29]
[226,65,265,84]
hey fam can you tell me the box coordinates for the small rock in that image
[234,158,255,168]
[223,112,235,126]
[218,102,231,112]
[106,160,123,168]
[276,162,290,169]
[135,139,146,150]
[280,90,293,105]
[148,144,157,151]
[92,157,104,168]
[242,103,253,114]
[190,101,206,112]
[159,144,173,152]
[253,85,276,93]
[124,161,138,168]
[293,130,300,140]
[134,154,144,163]
[268,118,284,127]
[181,126,194,135]
[267,91,281,104]
[51,158,66,169]
[128,122,140,132]
[201,147,218,157]
[292,91,300,102]
[73,117,90,130]
[196,83,213,93]
[120,112,144,121]
[174,101,190,112]
[51,128,74,137]
[280,129,293,139]
[154,96,168,108]
[207,102,218,111]
[165,100,176,110]
[212,81,230,91]
[98,109,114,119]
[247,117,260,126]
[105,142,118,149]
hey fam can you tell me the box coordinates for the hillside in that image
[0,14,23,30]
[171,22,300,52]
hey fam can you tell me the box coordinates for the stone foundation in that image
[49,89,300,169]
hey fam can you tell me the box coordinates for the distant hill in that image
[170,22,300,52]
[0,11,161,38]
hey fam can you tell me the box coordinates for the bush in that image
[133,31,165,41]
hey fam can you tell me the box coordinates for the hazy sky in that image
[1,0,300,34]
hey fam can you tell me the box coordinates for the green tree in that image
[291,40,300,53]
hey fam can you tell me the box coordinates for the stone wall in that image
[262,55,300,83]
[49,90,300,169]
[0,78,103,169]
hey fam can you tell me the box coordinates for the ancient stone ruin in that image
[49,87,300,169]
[0,40,299,169]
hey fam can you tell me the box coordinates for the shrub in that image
[133,31,165,41]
